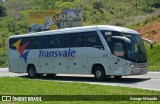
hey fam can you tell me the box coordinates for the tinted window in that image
[28,37,34,49]
[111,39,127,59]
[9,37,33,50]
[64,34,71,47]
[37,36,49,49]
[101,31,121,50]
[64,33,83,48]
[114,42,125,58]
[49,34,64,48]
[72,33,83,47]
[20,37,28,47]
[9,31,103,50]
[24,37,37,49]
[18,36,50,49]
[9,38,19,50]
[83,31,103,49]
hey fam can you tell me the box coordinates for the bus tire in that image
[46,74,56,78]
[28,66,37,78]
[94,66,106,81]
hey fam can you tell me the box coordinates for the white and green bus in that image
[8,25,152,80]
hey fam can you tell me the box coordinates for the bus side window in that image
[84,31,104,49]
[101,30,121,50]
[72,33,83,47]
[113,42,125,58]
[48,34,64,48]
[49,36,56,48]
[34,37,39,49]
[37,36,49,49]
[49,35,64,48]
[29,37,39,49]
[27,37,36,49]
[64,34,72,48]
[64,33,83,48]
[55,34,64,48]
[9,38,18,50]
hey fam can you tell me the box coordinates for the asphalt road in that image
[0,68,160,91]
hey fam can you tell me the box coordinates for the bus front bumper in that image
[130,68,148,75]
[129,62,148,75]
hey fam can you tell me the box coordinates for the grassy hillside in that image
[146,43,160,70]
[0,0,160,36]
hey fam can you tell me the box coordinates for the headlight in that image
[130,64,135,68]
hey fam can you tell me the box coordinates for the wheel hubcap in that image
[30,69,34,76]
[96,70,101,77]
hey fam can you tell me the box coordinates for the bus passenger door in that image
[109,39,126,75]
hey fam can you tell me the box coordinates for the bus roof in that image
[9,25,139,38]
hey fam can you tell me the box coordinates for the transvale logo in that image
[11,39,30,63]
[11,39,77,63]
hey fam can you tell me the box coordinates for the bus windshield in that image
[122,33,147,63]
[101,31,147,63]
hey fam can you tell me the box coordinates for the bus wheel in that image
[28,66,37,78]
[46,74,56,78]
[114,76,122,78]
[94,66,106,81]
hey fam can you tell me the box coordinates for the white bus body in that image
[8,25,148,80]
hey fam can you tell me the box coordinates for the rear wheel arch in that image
[27,64,36,73]
[91,64,105,74]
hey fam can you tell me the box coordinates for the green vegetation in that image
[0,4,6,17]
[126,10,160,29]
[0,0,160,70]
[0,77,160,103]
[146,43,160,71]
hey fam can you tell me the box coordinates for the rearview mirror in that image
[142,38,153,49]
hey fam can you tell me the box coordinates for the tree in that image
[92,0,105,13]
[0,4,6,17]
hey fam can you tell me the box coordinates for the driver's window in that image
[114,42,125,58]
